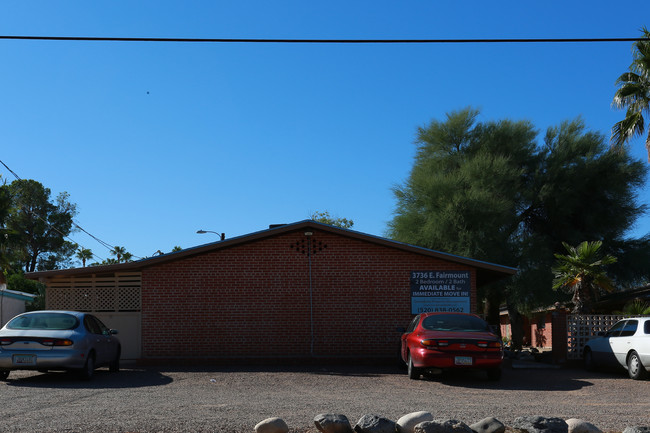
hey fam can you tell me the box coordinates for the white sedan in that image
[583,317,650,380]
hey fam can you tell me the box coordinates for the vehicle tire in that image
[627,351,648,380]
[584,349,595,372]
[487,367,502,381]
[407,354,421,380]
[0,370,9,381]
[109,347,121,373]
[79,353,95,380]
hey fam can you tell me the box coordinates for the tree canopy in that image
[389,108,649,325]
[310,211,354,229]
[1,179,78,273]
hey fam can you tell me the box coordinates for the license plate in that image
[455,356,473,366]
[13,355,36,366]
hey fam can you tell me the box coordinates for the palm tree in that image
[121,252,133,263]
[75,247,93,267]
[612,27,650,161]
[111,246,127,263]
[552,241,617,314]
[615,299,650,316]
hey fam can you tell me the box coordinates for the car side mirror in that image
[110,329,119,335]
[597,331,605,337]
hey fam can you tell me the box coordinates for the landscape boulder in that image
[354,414,396,433]
[470,417,506,433]
[623,428,650,433]
[566,419,602,433]
[315,414,354,433]
[414,419,473,433]
[254,417,289,433]
[397,412,434,433]
[512,416,568,433]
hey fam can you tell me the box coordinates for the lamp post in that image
[196,230,225,241]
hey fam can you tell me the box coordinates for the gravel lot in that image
[0,361,648,433]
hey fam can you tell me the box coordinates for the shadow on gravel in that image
[417,367,597,391]
[153,361,405,378]
[4,368,173,389]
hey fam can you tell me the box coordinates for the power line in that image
[0,35,647,44]
[0,159,140,262]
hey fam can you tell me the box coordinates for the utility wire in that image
[0,35,647,44]
[0,159,140,262]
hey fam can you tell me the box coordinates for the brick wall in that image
[141,229,478,359]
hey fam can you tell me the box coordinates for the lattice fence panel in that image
[95,287,116,311]
[117,287,141,311]
[46,272,141,312]
[566,314,627,359]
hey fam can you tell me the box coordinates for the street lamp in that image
[196,230,225,241]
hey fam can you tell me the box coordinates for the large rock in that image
[512,416,568,433]
[354,414,396,433]
[470,417,506,433]
[397,412,434,433]
[315,414,354,433]
[414,419,473,433]
[623,428,650,433]
[255,417,289,433]
[566,419,602,433]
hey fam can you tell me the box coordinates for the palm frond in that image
[612,110,645,147]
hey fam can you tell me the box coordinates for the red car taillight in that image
[477,341,502,349]
[0,338,12,345]
[421,339,449,347]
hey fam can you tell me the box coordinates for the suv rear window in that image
[7,313,79,330]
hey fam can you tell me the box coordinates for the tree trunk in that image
[483,287,502,338]
[572,281,593,314]
[507,303,524,351]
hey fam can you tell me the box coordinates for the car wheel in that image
[407,354,421,380]
[627,351,648,380]
[487,367,502,381]
[0,370,9,381]
[584,349,595,372]
[109,347,121,373]
[79,353,95,380]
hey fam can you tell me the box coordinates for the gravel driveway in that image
[0,362,647,432]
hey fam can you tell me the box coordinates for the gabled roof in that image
[26,220,517,287]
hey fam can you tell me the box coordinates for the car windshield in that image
[6,313,79,330]
[422,314,489,332]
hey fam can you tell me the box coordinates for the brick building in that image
[26,221,516,362]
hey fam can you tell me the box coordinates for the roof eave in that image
[25,220,517,283]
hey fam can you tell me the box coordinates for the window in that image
[620,320,638,337]
[421,314,489,332]
[406,315,420,333]
[7,313,79,330]
[606,321,627,337]
[84,316,102,335]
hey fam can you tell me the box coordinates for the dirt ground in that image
[0,361,647,432]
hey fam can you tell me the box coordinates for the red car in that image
[400,312,503,380]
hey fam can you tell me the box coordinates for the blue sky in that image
[1,1,650,263]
